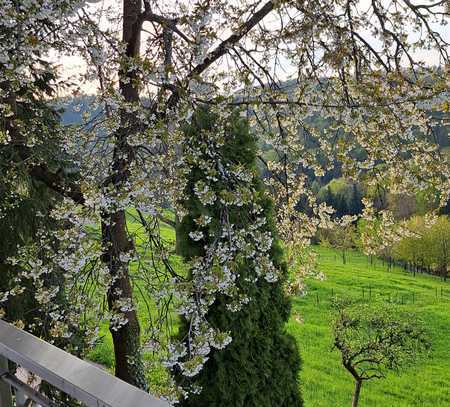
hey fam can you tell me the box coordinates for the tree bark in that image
[101,0,147,389]
[352,380,362,407]
[102,211,147,389]
[175,213,182,255]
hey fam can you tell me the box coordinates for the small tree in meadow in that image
[332,300,430,407]
[318,222,355,265]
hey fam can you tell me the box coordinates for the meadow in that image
[291,246,450,407]
[87,218,450,406]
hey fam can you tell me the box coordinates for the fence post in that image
[0,355,12,407]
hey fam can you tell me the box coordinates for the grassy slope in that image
[88,217,450,406]
[289,246,450,407]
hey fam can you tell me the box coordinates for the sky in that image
[56,0,450,95]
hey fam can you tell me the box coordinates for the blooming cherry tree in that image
[0,0,448,403]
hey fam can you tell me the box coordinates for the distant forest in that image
[58,92,450,219]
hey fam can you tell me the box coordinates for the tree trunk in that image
[352,380,362,407]
[100,0,147,389]
[175,212,182,255]
[102,211,147,389]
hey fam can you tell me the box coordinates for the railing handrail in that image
[0,319,169,407]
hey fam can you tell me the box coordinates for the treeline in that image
[317,215,449,280]
[316,179,363,218]
[393,216,449,279]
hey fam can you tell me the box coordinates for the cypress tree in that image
[176,108,302,407]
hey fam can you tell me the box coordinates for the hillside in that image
[57,94,450,189]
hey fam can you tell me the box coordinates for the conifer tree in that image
[0,80,86,349]
[176,108,302,407]
[348,183,363,216]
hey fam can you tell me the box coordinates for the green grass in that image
[86,209,182,393]
[87,215,450,405]
[289,246,450,407]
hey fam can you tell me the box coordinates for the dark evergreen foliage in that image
[319,182,363,218]
[176,108,302,407]
[0,87,85,405]
[1,98,55,320]
[348,183,363,215]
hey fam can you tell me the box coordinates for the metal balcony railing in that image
[0,319,169,407]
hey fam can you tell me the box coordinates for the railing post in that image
[15,389,27,407]
[0,355,12,407]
